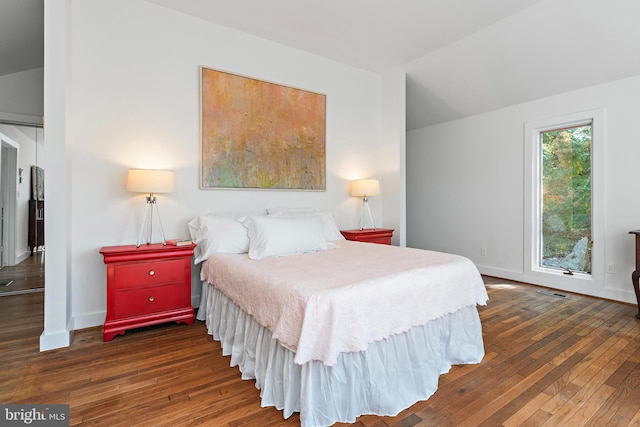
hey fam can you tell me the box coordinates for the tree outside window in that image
[540,124,592,273]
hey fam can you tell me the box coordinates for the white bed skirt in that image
[197,281,485,427]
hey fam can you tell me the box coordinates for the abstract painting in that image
[200,67,326,190]
[31,165,44,201]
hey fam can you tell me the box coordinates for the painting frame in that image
[200,67,326,191]
[31,165,44,201]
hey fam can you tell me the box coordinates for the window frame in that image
[524,109,605,289]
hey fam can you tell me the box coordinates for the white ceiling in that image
[145,0,640,130]
[4,0,640,130]
[146,0,546,74]
[0,0,43,77]
[403,0,640,129]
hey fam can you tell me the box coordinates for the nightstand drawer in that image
[113,283,185,318]
[363,236,392,245]
[114,259,184,289]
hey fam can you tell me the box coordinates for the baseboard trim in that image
[72,311,106,330]
[477,265,637,305]
[40,327,72,351]
[15,251,30,265]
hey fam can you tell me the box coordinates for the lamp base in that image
[136,194,167,247]
[359,197,376,230]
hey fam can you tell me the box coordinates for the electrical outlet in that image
[480,247,487,257]
[606,263,615,274]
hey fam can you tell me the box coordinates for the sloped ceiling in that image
[404,0,640,129]
[146,0,545,74]
[4,0,640,131]
[0,0,43,77]
[146,0,640,130]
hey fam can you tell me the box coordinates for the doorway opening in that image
[0,124,44,296]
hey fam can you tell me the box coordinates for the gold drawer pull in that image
[149,296,155,302]
[148,270,155,276]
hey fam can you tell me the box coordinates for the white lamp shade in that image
[126,169,175,194]
[350,179,379,197]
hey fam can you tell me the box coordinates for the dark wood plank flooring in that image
[2,275,640,426]
[0,253,44,295]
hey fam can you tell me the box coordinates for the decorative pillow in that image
[267,208,345,241]
[187,215,250,263]
[239,215,328,260]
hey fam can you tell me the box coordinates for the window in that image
[524,110,604,287]
[540,124,592,274]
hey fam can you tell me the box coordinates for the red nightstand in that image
[340,228,394,245]
[100,243,196,342]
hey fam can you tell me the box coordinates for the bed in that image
[190,211,488,427]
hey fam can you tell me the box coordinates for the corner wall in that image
[381,68,407,246]
[41,0,71,351]
[407,73,640,304]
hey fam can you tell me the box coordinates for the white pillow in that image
[239,215,328,260]
[187,215,250,263]
[314,211,345,241]
[267,208,345,241]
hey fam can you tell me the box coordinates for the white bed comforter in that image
[200,240,488,366]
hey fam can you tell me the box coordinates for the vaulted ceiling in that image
[146,0,640,130]
[4,0,640,131]
[0,0,43,77]
[147,0,546,74]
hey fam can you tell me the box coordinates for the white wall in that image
[380,68,407,246]
[64,0,385,330]
[41,0,71,351]
[0,67,44,126]
[407,73,640,304]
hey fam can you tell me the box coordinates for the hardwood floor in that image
[2,275,640,426]
[0,253,44,295]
